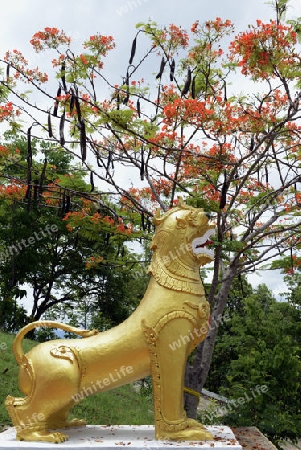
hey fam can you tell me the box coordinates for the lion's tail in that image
[13,321,99,365]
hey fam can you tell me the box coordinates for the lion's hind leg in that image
[6,348,83,443]
[5,360,67,442]
[5,394,69,443]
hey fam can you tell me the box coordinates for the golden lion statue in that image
[5,198,215,443]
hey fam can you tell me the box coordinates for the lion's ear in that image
[153,208,162,226]
[177,196,186,207]
[176,217,187,229]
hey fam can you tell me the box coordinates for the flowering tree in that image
[1,0,301,417]
[0,133,144,331]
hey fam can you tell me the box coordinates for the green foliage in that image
[0,298,27,333]
[205,275,253,390]
[107,109,135,130]
[197,398,223,426]
[281,272,301,308]
[287,17,301,42]
[207,283,301,446]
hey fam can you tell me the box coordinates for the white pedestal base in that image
[0,425,242,450]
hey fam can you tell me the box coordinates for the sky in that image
[2,0,301,305]
[1,0,300,70]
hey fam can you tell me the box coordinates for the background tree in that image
[280,271,301,308]
[0,0,301,418]
[204,274,253,391]
[0,132,147,331]
[208,283,301,445]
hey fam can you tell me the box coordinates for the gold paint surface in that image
[5,199,215,443]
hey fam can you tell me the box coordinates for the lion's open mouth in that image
[192,229,215,259]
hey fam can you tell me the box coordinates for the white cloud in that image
[248,270,287,300]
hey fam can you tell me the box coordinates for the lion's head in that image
[148,198,215,295]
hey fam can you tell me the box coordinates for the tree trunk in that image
[184,261,239,418]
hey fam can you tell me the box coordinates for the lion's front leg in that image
[142,313,213,441]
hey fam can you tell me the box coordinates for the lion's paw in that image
[186,418,206,429]
[157,427,213,441]
[17,430,69,443]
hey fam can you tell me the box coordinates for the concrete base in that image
[0,425,242,449]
